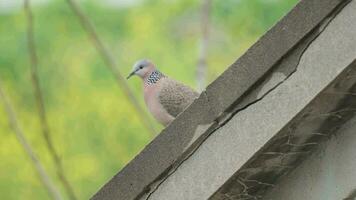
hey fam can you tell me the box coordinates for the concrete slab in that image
[91,0,354,199]
[143,1,356,199]
[264,116,356,200]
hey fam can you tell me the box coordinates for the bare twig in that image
[196,0,211,92]
[65,0,157,134]
[23,0,77,199]
[0,80,62,200]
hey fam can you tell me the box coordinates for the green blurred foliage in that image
[0,0,297,199]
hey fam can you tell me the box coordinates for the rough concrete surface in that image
[91,0,355,199]
[144,1,356,199]
[264,116,356,200]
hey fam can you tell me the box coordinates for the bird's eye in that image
[139,65,143,69]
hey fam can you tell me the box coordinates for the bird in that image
[127,59,199,126]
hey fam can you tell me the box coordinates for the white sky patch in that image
[0,0,142,14]
[98,0,142,8]
[0,0,50,14]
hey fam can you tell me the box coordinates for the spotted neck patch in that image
[146,70,165,85]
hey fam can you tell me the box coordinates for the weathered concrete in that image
[264,116,356,200]
[91,0,356,199]
[142,1,356,199]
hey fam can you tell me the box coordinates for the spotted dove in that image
[127,59,199,126]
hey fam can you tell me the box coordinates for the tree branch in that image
[24,0,77,199]
[196,0,212,92]
[66,0,157,134]
[0,80,62,200]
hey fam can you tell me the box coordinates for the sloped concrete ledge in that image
[143,1,356,198]
[91,0,353,199]
[263,111,356,200]
[211,60,356,200]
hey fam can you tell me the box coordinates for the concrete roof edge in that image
[210,57,356,199]
[91,0,347,199]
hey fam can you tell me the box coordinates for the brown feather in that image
[158,78,199,117]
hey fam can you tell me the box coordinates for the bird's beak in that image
[126,71,135,79]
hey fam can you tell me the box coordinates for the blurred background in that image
[0,0,297,199]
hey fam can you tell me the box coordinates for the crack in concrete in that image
[283,135,319,147]
[262,151,310,156]
[343,189,356,200]
[315,108,356,119]
[324,91,356,96]
[270,132,329,146]
[142,2,349,199]
[209,3,352,198]
[239,178,275,187]
[218,0,344,128]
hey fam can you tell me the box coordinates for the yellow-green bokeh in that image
[0,0,298,199]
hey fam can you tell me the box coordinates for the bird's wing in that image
[158,78,199,117]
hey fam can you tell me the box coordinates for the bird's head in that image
[127,59,155,80]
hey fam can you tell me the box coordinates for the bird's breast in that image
[143,83,159,105]
[143,82,174,126]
